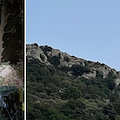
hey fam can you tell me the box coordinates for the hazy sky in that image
[26,0,120,71]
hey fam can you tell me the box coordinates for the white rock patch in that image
[0,65,22,87]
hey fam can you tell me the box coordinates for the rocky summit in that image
[27,43,120,86]
[27,43,120,120]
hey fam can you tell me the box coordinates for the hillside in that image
[27,43,120,120]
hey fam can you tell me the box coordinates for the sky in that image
[26,0,120,71]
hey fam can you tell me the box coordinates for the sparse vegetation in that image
[0,77,4,86]
[70,64,91,76]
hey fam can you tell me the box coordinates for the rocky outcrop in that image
[26,43,120,86]
[0,64,22,87]
[27,44,48,64]
[81,71,96,79]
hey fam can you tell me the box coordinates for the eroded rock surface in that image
[0,64,22,87]
[26,43,120,86]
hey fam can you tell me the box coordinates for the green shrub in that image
[64,56,70,62]
[27,58,120,120]
[40,54,45,61]
[105,78,115,90]
[62,86,81,100]
[96,71,103,78]
[33,43,38,46]
[61,99,86,119]
[70,65,90,76]
[0,86,22,119]
[48,56,60,66]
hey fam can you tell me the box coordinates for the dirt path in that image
[0,65,23,87]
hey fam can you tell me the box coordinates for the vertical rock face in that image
[26,43,120,86]
[27,44,48,64]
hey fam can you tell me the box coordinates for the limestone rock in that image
[26,44,120,86]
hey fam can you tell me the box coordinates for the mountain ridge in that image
[26,43,120,86]
[27,43,120,120]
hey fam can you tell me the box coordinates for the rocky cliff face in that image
[26,43,120,86]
